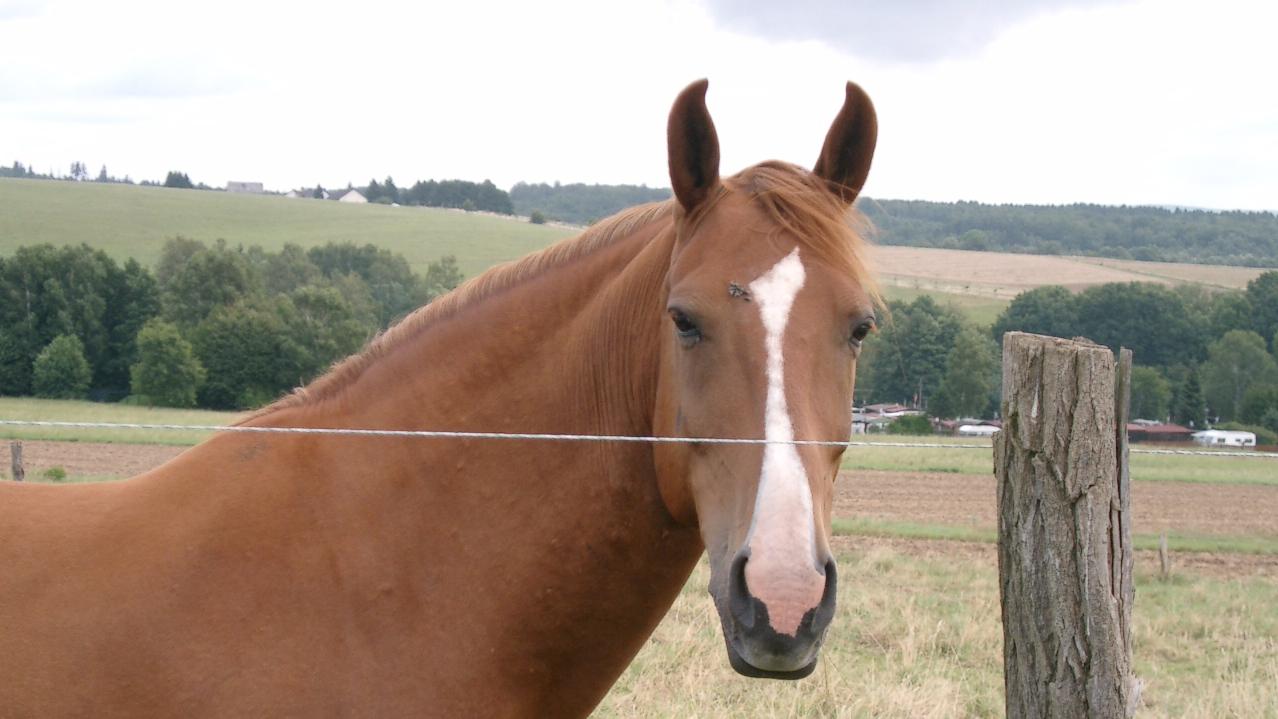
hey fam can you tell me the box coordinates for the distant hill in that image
[861,199,1278,268]
[509,182,672,225]
[0,178,574,278]
[509,182,1278,268]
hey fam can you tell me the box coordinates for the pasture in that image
[0,178,573,277]
[871,245,1268,301]
[3,398,1276,716]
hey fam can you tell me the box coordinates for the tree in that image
[130,319,205,407]
[0,244,130,395]
[1246,271,1278,352]
[991,286,1078,344]
[161,240,259,327]
[1207,291,1253,338]
[420,255,464,304]
[931,325,999,418]
[1129,366,1172,421]
[164,171,194,189]
[97,165,109,182]
[311,185,326,199]
[860,296,963,406]
[32,335,92,399]
[1201,330,1278,421]
[97,258,161,394]
[1171,369,1206,428]
[306,243,420,326]
[281,285,374,379]
[1073,282,1205,367]
[191,301,305,409]
[1240,384,1278,426]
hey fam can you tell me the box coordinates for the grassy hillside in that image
[0,179,574,277]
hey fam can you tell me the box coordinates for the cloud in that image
[0,0,44,21]
[701,0,1126,62]
[81,64,247,101]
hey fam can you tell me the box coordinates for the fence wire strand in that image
[0,419,1272,458]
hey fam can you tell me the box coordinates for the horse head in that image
[653,80,878,679]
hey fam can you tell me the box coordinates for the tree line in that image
[509,183,673,225]
[360,177,514,214]
[0,240,463,410]
[857,272,1278,441]
[861,199,1278,268]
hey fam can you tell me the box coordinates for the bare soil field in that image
[872,245,1268,299]
[7,441,1275,577]
[2,440,184,480]
[836,469,1278,538]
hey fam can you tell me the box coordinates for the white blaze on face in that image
[743,248,824,636]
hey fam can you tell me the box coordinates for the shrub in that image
[887,414,933,436]
[32,335,92,399]
[41,466,67,482]
[130,319,206,407]
[529,210,547,225]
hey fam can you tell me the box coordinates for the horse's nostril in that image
[727,550,756,630]
[812,557,838,631]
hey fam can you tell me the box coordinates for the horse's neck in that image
[236,220,703,713]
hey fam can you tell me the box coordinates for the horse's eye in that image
[850,320,874,347]
[669,309,702,345]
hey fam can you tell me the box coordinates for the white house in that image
[337,189,368,204]
[1192,430,1256,448]
[227,181,264,193]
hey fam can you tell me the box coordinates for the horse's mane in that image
[251,162,876,418]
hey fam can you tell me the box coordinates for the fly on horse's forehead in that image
[0,79,877,717]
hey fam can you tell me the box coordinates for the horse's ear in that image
[667,79,721,213]
[813,81,878,206]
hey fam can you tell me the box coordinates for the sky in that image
[2,0,1276,210]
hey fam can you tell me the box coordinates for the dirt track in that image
[5,441,1276,577]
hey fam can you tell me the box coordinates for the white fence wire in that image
[1,419,1273,459]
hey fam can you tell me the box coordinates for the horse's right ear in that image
[667,79,721,213]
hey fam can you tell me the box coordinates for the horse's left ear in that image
[813,81,878,206]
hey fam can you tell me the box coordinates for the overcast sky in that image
[2,0,1276,210]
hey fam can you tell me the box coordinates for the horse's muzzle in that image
[718,551,837,679]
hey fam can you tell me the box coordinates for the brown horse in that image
[0,80,878,716]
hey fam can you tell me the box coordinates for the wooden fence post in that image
[9,441,23,482]
[995,333,1137,718]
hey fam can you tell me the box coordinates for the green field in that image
[840,438,1278,486]
[879,284,1009,327]
[0,178,575,277]
[598,547,1278,718]
[0,397,242,445]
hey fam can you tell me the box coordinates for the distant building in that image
[1126,420,1194,443]
[958,424,1000,438]
[285,188,330,199]
[1192,430,1256,448]
[336,189,368,204]
[227,181,264,194]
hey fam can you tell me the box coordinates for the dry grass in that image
[1072,256,1268,290]
[871,245,1267,300]
[596,544,1278,718]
